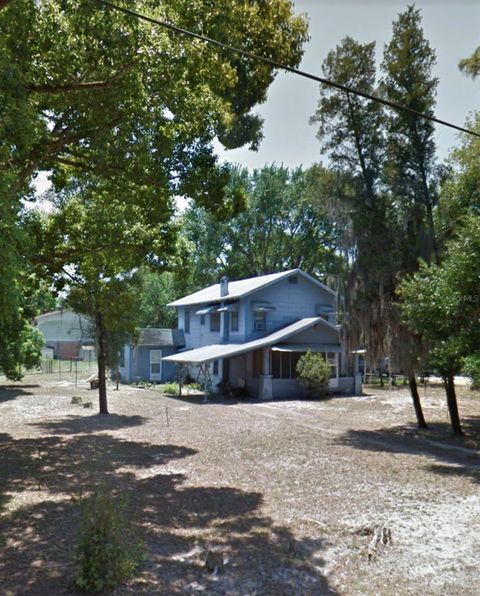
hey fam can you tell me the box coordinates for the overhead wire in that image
[95,0,480,139]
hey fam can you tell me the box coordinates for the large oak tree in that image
[0,0,308,394]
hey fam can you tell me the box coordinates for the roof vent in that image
[220,276,229,297]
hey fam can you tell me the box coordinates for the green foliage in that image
[0,0,308,382]
[75,488,143,593]
[310,33,394,362]
[463,355,480,390]
[459,46,480,79]
[0,211,56,379]
[399,215,480,377]
[180,164,340,287]
[0,318,44,380]
[310,36,384,204]
[135,268,178,329]
[310,6,440,388]
[381,4,439,266]
[436,113,480,243]
[67,277,140,370]
[296,351,331,399]
[161,382,179,395]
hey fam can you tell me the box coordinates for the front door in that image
[222,358,230,382]
[149,349,162,382]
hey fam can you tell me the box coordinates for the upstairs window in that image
[210,311,220,332]
[289,275,298,285]
[184,310,190,334]
[231,310,239,332]
[254,310,266,331]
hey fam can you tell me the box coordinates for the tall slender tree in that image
[311,8,441,428]
[381,4,439,265]
[379,5,440,427]
[310,37,396,370]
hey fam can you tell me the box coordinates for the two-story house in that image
[163,269,361,399]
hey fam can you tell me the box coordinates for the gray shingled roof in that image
[137,328,185,347]
[162,317,339,364]
[168,268,335,308]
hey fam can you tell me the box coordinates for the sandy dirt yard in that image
[0,373,479,595]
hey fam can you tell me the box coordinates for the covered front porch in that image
[163,317,361,399]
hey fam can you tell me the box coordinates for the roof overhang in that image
[167,268,336,308]
[163,317,338,365]
[195,306,219,315]
[252,301,275,312]
[216,303,238,313]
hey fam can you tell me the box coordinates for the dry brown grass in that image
[1,374,479,595]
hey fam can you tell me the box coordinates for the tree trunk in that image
[408,374,428,429]
[95,309,109,415]
[444,374,463,435]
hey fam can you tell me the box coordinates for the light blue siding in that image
[170,270,358,396]
[244,274,335,339]
[121,345,178,383]
[178,273,336,348]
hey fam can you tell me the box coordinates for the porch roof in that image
[162,317,337,365]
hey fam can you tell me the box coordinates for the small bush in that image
[161,382,179,395]
[463,354,480,390]
[296,351,331,399]
[185,381,202,392]
[75,488,142,593]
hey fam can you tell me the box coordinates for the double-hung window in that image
[254,310,266,331]
[231,310,239,332]
[210,311,220,332]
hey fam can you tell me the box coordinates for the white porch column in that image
[259,347,273,400]
[354,353,362,395]
[354,372,363,395]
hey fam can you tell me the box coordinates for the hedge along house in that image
[163,269,362,399]
[119,328,185,383]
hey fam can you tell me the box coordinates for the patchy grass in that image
[0,374,480,595]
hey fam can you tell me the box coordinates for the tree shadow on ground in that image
[0,385,37,403]
[336,417,480,484]
[31,413,148,435]
[0,432,196,510]
[0,432,336,595]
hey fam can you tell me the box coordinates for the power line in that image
[95,0,480,139]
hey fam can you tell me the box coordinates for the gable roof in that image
[168,269,335,307]
[136,328,185,347]
[35,309,89,322]
[162,317,339,364]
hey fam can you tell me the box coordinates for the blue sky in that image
[215,0,480,171]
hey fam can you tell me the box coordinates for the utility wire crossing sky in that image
[96,0,480,139]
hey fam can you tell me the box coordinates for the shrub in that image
[185,381,202,392]
[463,354,480,390]
[161,382,179,395]
[75,488,142,593]
[296,351,331,399]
